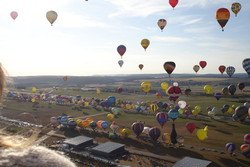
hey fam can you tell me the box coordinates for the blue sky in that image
[0,0,249,76]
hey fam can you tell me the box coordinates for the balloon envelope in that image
[225,143,236,154]
[228,84,236,95]
[219,65,226,74]
[141,39,150,50]
[196,129,207,141]
[141,81,151,93]
[242,59,250,77]
[169,0,179,9]
[193,65,200,73]
[139,64,144,70]
[131,122,144,137]
[117,45,126,57]
[10,11,18,20]
[157,19,167,31]
[244,134,250,144]
[161,82,169,91]
[156,112,168,127]
[216,8,230,31]
[148,127,161,141]
[238,83,245,91]
[46,10,58,25]
[118,60,124,67]
[199,61,207,69]
[240,144,250,158]
[214,92,222,100]
[186,122,196,134]
[163,62,176,76]
[226,66,235,78]
[231,2,241,17]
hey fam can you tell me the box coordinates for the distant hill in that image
[8,73,249,88]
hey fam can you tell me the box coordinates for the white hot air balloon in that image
[46,10,58,26]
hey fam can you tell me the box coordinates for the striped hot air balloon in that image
[242,59,250,77]
[131,122,144,137]
[226,66,235,78]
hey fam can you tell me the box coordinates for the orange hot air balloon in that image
[139,64,144,70]
[216,8,230,31]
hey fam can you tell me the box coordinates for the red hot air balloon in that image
[156,112,168,128]
[244,134,250,144]
[169,0,179,9]
[117,45,126,58]
[199,61,207,69]
[186,122,196,134]
[131,122,144,137]
[216,8,230,31]
[149,127,161,141]
[163,62,176,77]
[167,85,181,102]
[219,65,226,74]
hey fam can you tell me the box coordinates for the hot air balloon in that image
[148,127,161,141]
[196,126,208,141]
[238,82,245,91]
[242,59,250,77]
[118,60,124,67]
[63,76,68,81]
[240,144,250,158]
[10,11,18,20]
[163,61,176,77]
[216,8,230,31]
[107,113,114,121]
[46,10,58,26]
[221,104,230,114]
[31,87,37,93]
[219,65,226,74]
[101,121,109,130]
[155,92,162,99]
[214,92,222,100]
[178,101,186,109]
[89,121,97,131]
[157,19,167,32]
[204,85,213,94]
[193,65,200,73]
[117,87,123,93]
[244,134,250,144]
[167,85,181,102]
[139,64,144,70]
[233,105,248,122]
[156,112,168,127]
[141,39,150,51]
[185,122,196,134]
[184,88,191,96]
[231,2,241,17]
[170,123,177,145]
[169,0,179,9]
[131,122,144,137]
[225,143,236,155]
[141,81,151,93]
[226,66,235,77]
[117,45,126,58]
[168,108,179,121]
[161,82,169,91]
[228,84,236,95]
[199,61,207,69]
[150,104,159,113]
[110,121,119,133]
[222,87,229,95]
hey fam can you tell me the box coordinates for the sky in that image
[0,0,249,76]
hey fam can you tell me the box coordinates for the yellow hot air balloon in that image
[141,81,151,93]
[196,128,208,141]
[227,107,234,114]
[107,113,114,121]
[150,104,158,113]
[120,128,131,138]
[161,82,169,91]
[125,104,133,110]
[162,133,170,144]
[46,10,58,26]
[204,85,213,94]
[31,87,37,93]
[141,39,150,51]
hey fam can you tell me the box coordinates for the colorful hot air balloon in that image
[242,59,250,77]
[117,45,126,58]
[199,61,207,69]
[118,60,124,67]
[219,65,226,74]
[10,11,18,20]
[240,144,250,158]
[185,122,196,134]
[193,65,200,73]
[216,8,230,31]
[131,122,144,137]
[156,112,168,127]
[244,134,250,144]
[141,39,150,51]
[157,19,167,31]
[167,85,181,102]
[169,0,179,9]
[163,61,176,77]
[161,82,169,91]
[148,127,161,141]
[46,10,58,26]
[139,64,144,70]
[231,2,241,17]
[225,143,236,155]
[150,104,159,113]
[226,66,235,78]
